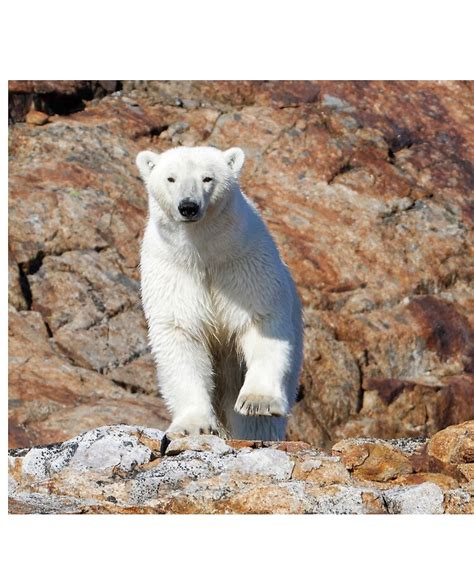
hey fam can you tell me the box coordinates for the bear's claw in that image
[160,434,171,455]
[234,393,288,417]
[160,424,219,454]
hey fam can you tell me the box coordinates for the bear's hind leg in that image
[229,413,287,441]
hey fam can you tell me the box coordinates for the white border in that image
[3,0,472,577]
[1,0,472,79]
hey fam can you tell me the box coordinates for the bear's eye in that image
[167,177,175,183]
[203,177,213,183]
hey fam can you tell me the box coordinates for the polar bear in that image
[136,146,303,441]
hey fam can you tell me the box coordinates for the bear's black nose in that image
[178,199,200,219]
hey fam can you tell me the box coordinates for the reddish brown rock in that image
[427,420,474,466]
[8,307,169,448]
[286,311,361,449]
[122,80,322,110]
[392,472,459,490]
[457,464,474,495]
[333,373,474,443]
[409,296,474,371]
[9,81,92,95]
[275,441,312,453]
[25,110,49,126]
[107,352,158,395]
[8,80,474,448]
[225,440,311,453]
[224,439,260,450]
[215,483,308,514]
[332,439,414,482]
[8,81,120,123]
[292,455,352,485]
[326,297,474,444]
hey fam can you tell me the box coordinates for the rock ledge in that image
[9,421,473,514]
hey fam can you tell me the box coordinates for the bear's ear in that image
[223,147,245,176]
[136,150,160,181]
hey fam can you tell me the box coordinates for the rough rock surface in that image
[8,81,474,449]
[8,421,474,514]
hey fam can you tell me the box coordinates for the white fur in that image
[137,146,303,440]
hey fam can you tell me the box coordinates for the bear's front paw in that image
[234,392,288,417]
[167,413,219,438]
[161,413,219,454]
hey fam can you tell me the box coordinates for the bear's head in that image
[136,146,245,223]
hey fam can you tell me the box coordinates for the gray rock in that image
[165,435,232,456]
[228,448,294,480]
[383,482,445,514]
[69,429,151,472]
[21,425,163,479]
[309,485,385,515]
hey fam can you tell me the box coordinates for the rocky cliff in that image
[8,421,474,514]
[8,80,474,450]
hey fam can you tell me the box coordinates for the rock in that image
[29,250,139,334]
[443,489,474,514]
[274,441,312,453]
[427,420,474,465]
[424,420,474,481]
[216,482,386,514]
[18,428,152,481]
[165,435,232,456]
[286,313,361,448]
[458,464,474,494]
[9,81,92,95]
[8,307,169,448]
[8,248,27,310]
[106,352,158,395]
[332,439,414,482]
[122,80,322,110]
[9,423,473,514]
[391,472,459,490]
[8,80,474,448]
[8,81,120,122]
[228,448,294,480]
[214,482,309,514]
[383,482,445,514]
[25,110,49,126]
[332,375,474,443]
[306,485,387,514]
[66,425,157,472]
[292,454,352,485]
